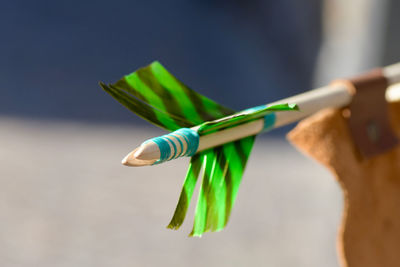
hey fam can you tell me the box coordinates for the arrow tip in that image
[121,142,160,167]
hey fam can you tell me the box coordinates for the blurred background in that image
[1,0,399,266]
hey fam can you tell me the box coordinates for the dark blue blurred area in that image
[0,0,321,124]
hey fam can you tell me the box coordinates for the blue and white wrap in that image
[146,128,200,165]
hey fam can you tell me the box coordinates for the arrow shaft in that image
[123,62,400,166]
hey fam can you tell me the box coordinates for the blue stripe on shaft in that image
[165,136,178,160]
[262,113,276,132]
[171,134,184,157]
[241,105,276,131]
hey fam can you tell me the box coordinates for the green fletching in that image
[189,136,255,236]
[101,61,253,236]
[167,137,255,237]
[167,153,203,229]
[100,82,190,130]
[101,61,234,131]
[167,136,255,237]
[101,61,298,237]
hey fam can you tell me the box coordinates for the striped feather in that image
[167,153,204,229]
[100,82,190,130]
[167,137,255,236]
[102,61,234,131]
[189,136,255,236]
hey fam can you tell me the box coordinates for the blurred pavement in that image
[0,117,342,266]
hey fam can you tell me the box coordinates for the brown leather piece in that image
[339,69,398,158]
[287,102,400,267]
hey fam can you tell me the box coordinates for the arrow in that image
[100,61,400,236]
